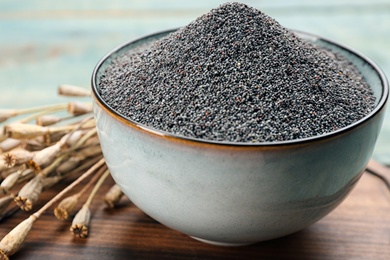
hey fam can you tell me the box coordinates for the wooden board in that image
[0,171,389,260]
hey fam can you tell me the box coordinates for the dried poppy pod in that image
[64,130,84,147]
[14,174,44,211]
[56,157,80,175]
[22,137,47,151]
[42,120,95,146]
[36,115,62,126]
[78,118,96,129]
[28,143,62,173]
[41,175,62,190]
[0,158,106,259]
[0,170,23,195]
[70,204,90,238]
[67,102,92,116]
[43,129,70,145]
[76,145,102,159]
[70,168,110,238]
[0,165,25,180]
[0,139,21,153]
[80,136,100,147]
[54,194,79,221]
[4,123,48,140]
[103,184,124,208]
[2,149,35,168]
[58,85,90,97]
[0,215,37,259]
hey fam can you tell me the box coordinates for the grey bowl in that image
[91,29,388,246]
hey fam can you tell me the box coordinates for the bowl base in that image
[190,236,254,247]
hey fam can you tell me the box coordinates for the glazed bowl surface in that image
[91,29,388,246]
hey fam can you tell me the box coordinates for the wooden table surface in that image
[0,169,388,260]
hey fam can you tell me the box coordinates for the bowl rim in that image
[91,28,389,147]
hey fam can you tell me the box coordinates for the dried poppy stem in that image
[0,103,68,123]
[58,85,90,97]
[54,164,107,221]
[33,158,105,218]
[70,168,110,238]
[0,158,105,259]
[40,153,69,177]
[84,169,110,208]
[49,155,104,194]
[0,111,16,124]
[77,164,108,201]
[1,103,67,132]
[17,104,68,124]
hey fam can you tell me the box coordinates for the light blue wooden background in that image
[1,0,389,163]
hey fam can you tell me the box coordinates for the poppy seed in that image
[99,2,375,143]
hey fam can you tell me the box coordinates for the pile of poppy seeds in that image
[99,2,375,143]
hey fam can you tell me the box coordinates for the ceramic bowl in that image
[91,29,388,246]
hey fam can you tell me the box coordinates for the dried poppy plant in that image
[0,85,126,259]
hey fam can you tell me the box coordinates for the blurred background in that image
[0,0,389,163]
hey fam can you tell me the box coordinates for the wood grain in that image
[0,170,389,260]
